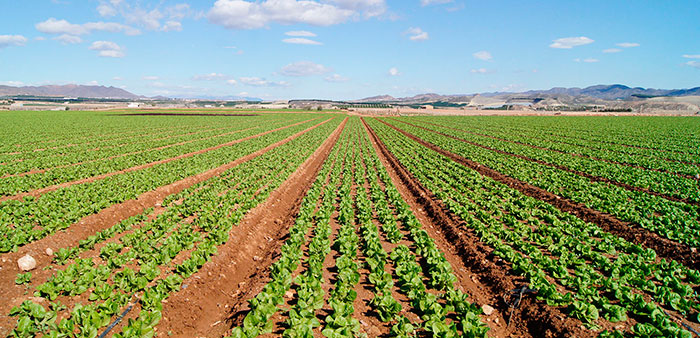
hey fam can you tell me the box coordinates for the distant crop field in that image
[1,111,699,337]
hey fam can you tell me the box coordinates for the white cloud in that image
[227,79,238,85]
[285,30,316,37]
[193,73,226,80]
[325,74,349,82]
[0,35,27,48]
[682,54,700,59]
[406,27,428,41]
[89,40,125,57]
[161,21,183,32]
[239,77,289,87]
[686,61,700,69]
[470,68,493,74]
[281,61,331,76]
[388,67,400,76]
[603,48,622,53]
[113,76,123,80]
[96,1,194,32]
[238,91,249,96]
[473,50,492,61]
[549,36,594,49]
[207,0,385,30]
[54,34,82,44]
[36,18,141,36]
[574,58,599,63]
[616,42,639,48]
[282,37,322,45]
[87,80,100,85]
[331,0,387,18]
[420,0,453,5]
[142,75,159,80]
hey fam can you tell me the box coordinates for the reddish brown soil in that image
[387,118,699,207]
[155,117,347,338]
[372,118,700,271]
[0,118,337,337]
[362,118,590,338]
[417,120,699,181]
[0,118,319,202]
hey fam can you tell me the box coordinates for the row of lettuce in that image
[0,118,325,253]
[7,117,342,337]
[229,118,489,338]
[367,117,699,337]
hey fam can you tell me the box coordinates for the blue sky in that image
[0,0,698,100]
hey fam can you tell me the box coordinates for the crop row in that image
[7,116,341,338]
[0,118,327,252]
[398,118,699,204]
[230,117,488,337]
[377,118,700,248]
[410,117,700,179]
[367,117,700,337]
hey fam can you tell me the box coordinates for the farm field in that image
[1,111,699,338]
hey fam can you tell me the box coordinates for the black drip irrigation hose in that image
[505,286,538,326]
[98,293,138,338]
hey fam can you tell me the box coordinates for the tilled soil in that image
[362,117,590,338]
[388,118,699,207]
[0,118,336,337]
[155,117,348,338]
[373,118,700,272]
[0,118,318,202]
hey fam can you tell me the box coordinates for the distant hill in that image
[0,84,139,99]
[357,85,700,102]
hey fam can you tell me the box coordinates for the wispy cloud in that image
[325,74,349,82]
[89,40,125,58]
[686,61,700,69]
[574,58,599,63]
[239,77,289,87]
[285,30,316,37]
[616,42,639,48]
[36,18,141,36]
[192,73,226,81]
[282,38,322,45]
[388,67,400,76]
[473,50,492,61]
[683,54,700,59]
[281,61,331,76]
[142,75,159,80]
[406,27,429,41]
[0,35,27,48]
[603,48,622,53]
[549,36,594,49]
[54,34,82,44]
[207,0,386,30]
[470,68,494,74]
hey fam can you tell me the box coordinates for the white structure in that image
[127,102,141,108]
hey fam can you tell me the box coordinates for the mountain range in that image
[356,84,700,103]
[0,84,139,99]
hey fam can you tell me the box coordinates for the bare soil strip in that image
[418,120,699,181]
[373,118,700,273]
[362,118,590,338]
[0,118,318,203]
[156,118,348,338]
[388,118,699,207]
[0,118,336,323]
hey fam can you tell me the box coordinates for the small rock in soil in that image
[494,317,499,324]
[285,291,294,298]
[253,256,261,261]
[482,304,495,316]
[692,247,697,253]
[45,248,53,256]
[18,254,37,271]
